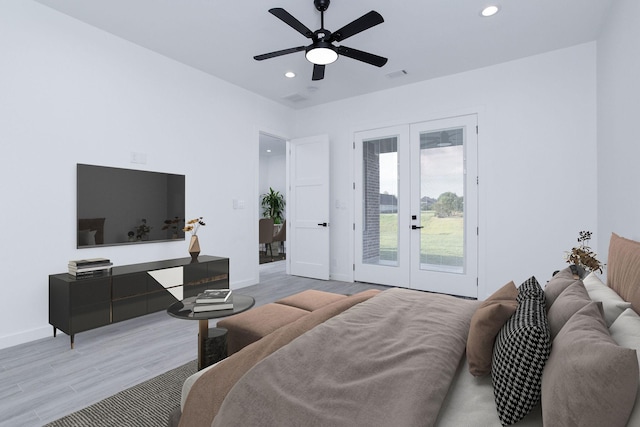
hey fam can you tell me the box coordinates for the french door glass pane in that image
[362,137,398,266]
[420,128,464,273]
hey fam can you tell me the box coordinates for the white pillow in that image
[610,308,640,427]
[610,308,640,345]
[583,272,631,326]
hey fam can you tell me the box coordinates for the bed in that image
[174,232,640,427]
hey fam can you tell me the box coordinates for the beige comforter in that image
[208,288,479,427]
[179,289,381,426]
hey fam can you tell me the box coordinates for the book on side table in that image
[192,296,234,313]
[195,289,232,304]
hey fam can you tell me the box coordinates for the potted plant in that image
[261,187,286,224]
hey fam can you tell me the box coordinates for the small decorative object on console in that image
[184,217,206,261]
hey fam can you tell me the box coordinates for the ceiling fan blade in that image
[330,11,384,42]
[254,46,306,61]
[269,8,314,39]
[338,46,388,67]
[312,64,325,81]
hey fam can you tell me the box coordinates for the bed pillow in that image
[607,232,640,312]
[610,308,640,427]
[542,303,638,427]
[543,266,580,309]
[547,281,591,338]
[583,272,632,326]
[467,281,518,377]
[610,308,640,348]
[517,276,546,302]
[492,276,551,425]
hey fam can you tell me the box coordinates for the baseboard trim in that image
[330,273,353,282]
[231,277,258,290]
[0,325,52,350]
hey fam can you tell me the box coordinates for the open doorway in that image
[259,132,287,266]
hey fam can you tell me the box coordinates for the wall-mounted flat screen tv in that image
[77,164,185,248]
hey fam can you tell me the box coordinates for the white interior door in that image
[288,135,330,280]
[354,115,478,298]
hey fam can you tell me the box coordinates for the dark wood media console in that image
[49,255,229,348]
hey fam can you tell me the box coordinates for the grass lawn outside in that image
[377,212,464,266]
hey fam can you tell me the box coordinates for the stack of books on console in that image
[68,258,113,279]
[192,289,233,313]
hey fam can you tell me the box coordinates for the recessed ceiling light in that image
[285,71,296,78]
[481,5,500,17]
[266,149,272,153]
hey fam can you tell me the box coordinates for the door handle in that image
[318,222,328,227]
[411,225,423,230]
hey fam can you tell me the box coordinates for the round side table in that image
[167,294,255,369]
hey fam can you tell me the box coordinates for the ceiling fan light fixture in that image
[255,3,386,80]
[305,42,338,65]
[481,5,500,17]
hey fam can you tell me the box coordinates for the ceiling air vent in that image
[385,70,408,79]
[282,93,309,103]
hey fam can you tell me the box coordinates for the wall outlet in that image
[130,152,147,164]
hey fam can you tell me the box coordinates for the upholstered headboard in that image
[607,232,640,313]
[78,217,105,246]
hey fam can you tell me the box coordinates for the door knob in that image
[318,222,328,227]
[411,225,423,230]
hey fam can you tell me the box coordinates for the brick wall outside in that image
[363,141,381,262]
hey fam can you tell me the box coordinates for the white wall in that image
[0,0,292,349]
[597,0,640,257]
[0,0,606,349]
[293,43,598,297]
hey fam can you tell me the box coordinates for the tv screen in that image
[77,164,185,248]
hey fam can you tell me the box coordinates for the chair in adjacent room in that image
[259,218,275,256]
[272,220,286,254]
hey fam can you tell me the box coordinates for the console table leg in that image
[198,320,208,370]
[70,335,75,350]
[53,326,57,337]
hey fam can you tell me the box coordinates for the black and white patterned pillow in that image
[517,276,546,302]
[491,276,551,426]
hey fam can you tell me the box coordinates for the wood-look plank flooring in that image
[0,261,389,426]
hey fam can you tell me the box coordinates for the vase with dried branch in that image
[184,217,206,261]
[564,230,604,275]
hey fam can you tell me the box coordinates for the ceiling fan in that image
[254,0,388,81]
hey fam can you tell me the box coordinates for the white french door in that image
[354,115,478,298]
[354,126,411,287]
[408,116,478,296]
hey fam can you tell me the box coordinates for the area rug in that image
[45,360,197,427]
